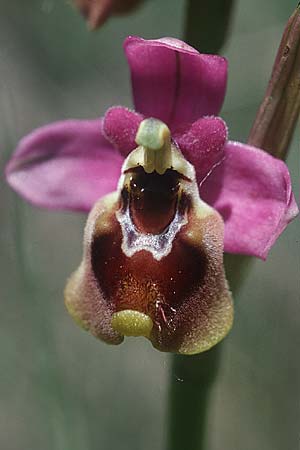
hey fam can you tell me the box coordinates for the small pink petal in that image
[174,116,228,182]
[6,119,123,212]
[124,36,228,130]
[103,106,144,157]
[200,141,299,259]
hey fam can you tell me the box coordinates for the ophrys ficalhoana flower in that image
[6,37,298,354]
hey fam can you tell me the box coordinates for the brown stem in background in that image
[248,4,300,160]
[72,0,143,29]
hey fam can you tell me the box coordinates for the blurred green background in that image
[0,1,299,449]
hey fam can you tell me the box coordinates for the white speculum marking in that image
[115,117,195,261]
[116,201,187,261]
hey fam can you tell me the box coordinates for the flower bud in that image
[248,5,300,160]
[73,0,143,29]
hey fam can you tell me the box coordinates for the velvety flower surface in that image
[5,36,298,354]
[7,36,298,259]
[65,118,233,354]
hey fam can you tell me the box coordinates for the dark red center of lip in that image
[91,220,208,351]
[127,167,180,234]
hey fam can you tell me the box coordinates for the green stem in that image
[166,255,250,450]
[167,346,221,450]
[184,0,235,53]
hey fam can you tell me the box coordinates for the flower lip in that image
[85,186,232,354]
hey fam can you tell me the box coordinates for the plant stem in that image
[166,255,249,450]
[167,345,221,450]
[184,0,235,53]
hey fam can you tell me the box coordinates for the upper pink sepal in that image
[124,36,228,130]
[5,119,123,212]
[103,106,143,156]
[174,116,228,183]
[200,141,299,259]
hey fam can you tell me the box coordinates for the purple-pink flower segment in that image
[7,36,298,260]
[5,37,298,354]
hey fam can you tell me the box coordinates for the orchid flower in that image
[6,37,298,354]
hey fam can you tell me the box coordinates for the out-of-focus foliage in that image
[0,1,298,449]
